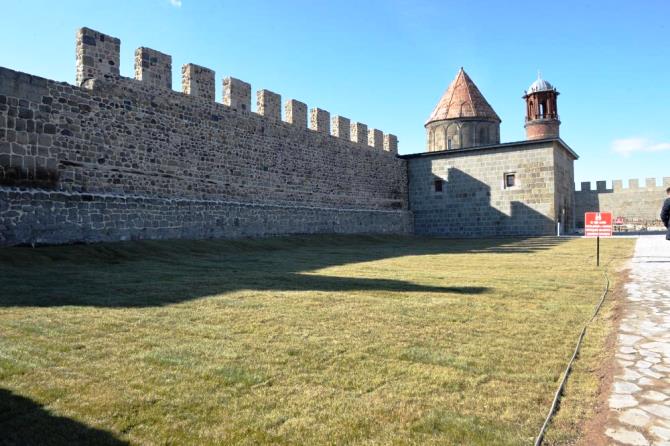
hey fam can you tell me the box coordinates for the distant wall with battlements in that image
[0,27,410,246]
[574,177,670,228]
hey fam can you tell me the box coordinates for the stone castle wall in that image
[574,178,670,228]
[404,140,573,237]
[0,27,411,246]
[553,144,576,231]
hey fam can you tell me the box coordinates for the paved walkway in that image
[605,235,670,446]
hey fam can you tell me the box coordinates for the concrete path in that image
[605,235,670,446]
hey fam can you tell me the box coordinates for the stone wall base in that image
[0,188,412,246]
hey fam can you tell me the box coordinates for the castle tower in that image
[425,68,501,152]
[523,73,560,140]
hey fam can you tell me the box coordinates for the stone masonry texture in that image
[350,122,368,145]
[575,177,670,227]
[12,25,664,245]
[404,140,575,237]
[331,116,350,140]
[0,27,410,246]
[310,108,330,134]
[223,77,251,112]
[134,47,172,90]
[384,134,398,154]
[284,100,307,128]
[0,189,408,245]
[75,28,120,86]
[256,89,281,121]
[368,129,383,150]
[181,64,215,102]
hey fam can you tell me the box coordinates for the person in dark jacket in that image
[662,187,670,240]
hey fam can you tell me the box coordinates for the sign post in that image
[584,212,613,266]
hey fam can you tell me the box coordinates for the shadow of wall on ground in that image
[0,388,128,446]
[413,168,556,237]
[0,234,566,308]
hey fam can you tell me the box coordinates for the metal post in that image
[597,236,600,267]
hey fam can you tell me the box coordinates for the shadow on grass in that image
[0,388,128,446]
[0,235,566,308]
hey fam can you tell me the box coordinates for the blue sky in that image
[2,0,669,185]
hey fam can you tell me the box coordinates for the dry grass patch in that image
[0,235,634,445]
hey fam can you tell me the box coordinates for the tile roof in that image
[426,68,501,125]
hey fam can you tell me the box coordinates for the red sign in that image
[585,212,613,237]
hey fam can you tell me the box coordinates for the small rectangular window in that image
[447,138,452,150]
[434,179,443,192]
[504,173,516,188]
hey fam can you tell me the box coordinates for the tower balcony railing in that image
[526,113,559,122]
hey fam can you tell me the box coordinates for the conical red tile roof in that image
[426,68,500,125]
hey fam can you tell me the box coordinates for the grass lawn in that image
[0,235,634,445]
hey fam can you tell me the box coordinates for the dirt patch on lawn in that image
[576,268,630,446]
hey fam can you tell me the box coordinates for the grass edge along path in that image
[543,240,633,446]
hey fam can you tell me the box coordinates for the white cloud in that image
[169,0,182,7]
[611,137,670,157]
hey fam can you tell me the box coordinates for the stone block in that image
[580,181,591,191]
[350,122,368,145]
[310,108,330,134]
[181,64,215,101]
[135,47,172,90]
[76,27,120,86]
[645,177,657,188]
[596,180,607,192]
[223,77,251,112]
[10,154,23,168]
[257,89,281,121]
[331,116,350,140]
[368,129,383,149]
[384,134,398,154]
[284,99,307,127]
[24,156,35,173]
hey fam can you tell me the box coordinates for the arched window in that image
[479,127,487,143]
[539,102,545,117]
[435,127,445,150]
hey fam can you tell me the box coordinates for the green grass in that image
[0,235,634,445]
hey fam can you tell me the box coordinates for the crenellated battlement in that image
[76,27,120,85]
[577,177,670,192]
[574,177,670,228]
[75,27,398,154]
[0,26,410,246]
[134,47,172,90]
[181,63,215,101]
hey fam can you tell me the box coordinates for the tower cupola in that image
[523,73,560,140]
